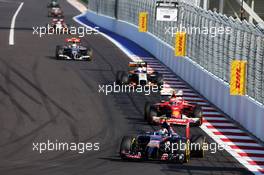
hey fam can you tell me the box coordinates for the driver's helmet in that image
[171,90,183,98]
[161,122,170,130]
[156,122,169,135]
[72,43,77,48]
[177,90,183,96]
[169,97,178,105]
[157,128,168,136]
[56,22,62,29]
[136,66,144,73]
[136,64,147,73]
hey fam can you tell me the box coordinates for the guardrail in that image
[85,0,264,141]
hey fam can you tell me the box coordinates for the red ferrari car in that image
[144,90,203,126]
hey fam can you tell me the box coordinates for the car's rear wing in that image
[160,88,183,97]
[128,61,147,67]
[66,38,80,43]
[167,119,190,139]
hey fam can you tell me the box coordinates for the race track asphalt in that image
[0,0,253,174]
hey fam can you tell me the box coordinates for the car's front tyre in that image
[55,45,63,60]
[120,136,135,160]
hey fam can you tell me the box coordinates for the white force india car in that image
[116,61,163,88]
[55,38,93,61]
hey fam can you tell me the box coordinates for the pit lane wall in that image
[84,10,264,141]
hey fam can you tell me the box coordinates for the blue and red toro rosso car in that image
[144,90,203,126]
[120,122,206,163]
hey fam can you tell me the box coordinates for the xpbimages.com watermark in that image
[32,25,100,37]
[164,140,225,154]
[165,24,232,38]
[32,140,100,154]
[98,82,163,96]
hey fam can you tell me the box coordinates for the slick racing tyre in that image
[87,49,93,61]
[191,135,206,158]
[146,106,157,124]
[151,72,163,90]
[55,45,63,60]
[116,71,124,85]
[168,139,186,164]
[120,72,129,85]
[191,105,203,126]
[144,102,151,121]
[120,136,135,160]
[156,73,164,90]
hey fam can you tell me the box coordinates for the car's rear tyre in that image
[146,106,157,124]
[120,136,135,160]
[87,49,93,61]
[168,139,186,164]
[120,72,129,85]
[191,105,203,126]
[55,45,63,60]
[116,71,124,85]
[191,135,206,158]
[150,72,163,89]
[156,74,164,90]
[144,102,151,121]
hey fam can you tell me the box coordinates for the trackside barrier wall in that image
[84,10,264,141]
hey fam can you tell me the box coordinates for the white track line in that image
[225,142,261,147]
[204,118,228,121]
[235,150,264,154]
[9,2,24,45]
[216,135,252,140]
[192,102,210,106]
[207,128,245,133]
[244,157,264,162]
[201,125,262,174]
[156,71,175,74]
[163,77,179,81]
[203,111,223,115]
[67,0,87,13]
[204,123,235,127]
[202,106,217,109]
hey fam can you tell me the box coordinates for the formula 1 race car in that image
[116,61,163,88]
[48,7,63,18]
[144,90,203,126]
[55,38,93,61]
[47,0,60,8]
[47,18,69,34]
[120,122,206,163]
